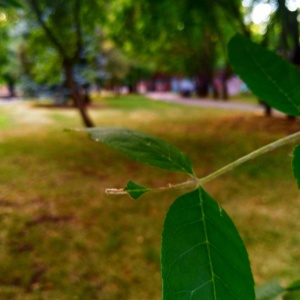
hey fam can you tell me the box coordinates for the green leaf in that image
[124,180,149,199]
[228,34,300,116]
[83,127,194,176]
[0,0,22,8]
[161,187,255,300]
[287,280,300,291]
[255,279,285,300]
[292,145,300,189]
[283,290,300,300]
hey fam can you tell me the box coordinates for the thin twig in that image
[198,130,300,185]
[105,179,198,195]
[106,131,300,196]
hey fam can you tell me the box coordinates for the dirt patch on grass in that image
[184,114,300,136]
[5,103,54,128]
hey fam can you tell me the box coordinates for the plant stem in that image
[198,130,300,185]
[105,179,198,195]
[106,131,300,195]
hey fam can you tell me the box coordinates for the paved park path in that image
[146,92,265,113]
[0,93,281,116]
[3,93,260,112]
[0,97,21,104]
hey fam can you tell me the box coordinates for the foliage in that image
[2,0,299,100]
[243,1,300,64]
[0,0,21,8]
[19,0,101,82]
[82,125,255,299]
[0,18,11,79]
[18,26,63,86]
[228,34,300,116]
[108,0,245,77]
[0,8,20,92]
[82,127,194,176]
[78,34,300,299]
[15,0,114,126]
[161,188,254,299]
[102,48,131,82]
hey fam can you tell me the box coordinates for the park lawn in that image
[0,95,300,299]
[230,92,259,104]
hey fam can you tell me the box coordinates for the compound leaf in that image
[124,180,149,200]
[161,187,255,300]
[228,34,300,116]
[292,145,300,189]
[83,127,194,176]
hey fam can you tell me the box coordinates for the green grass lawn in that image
[0,95,300,299]
[230,92,259,104]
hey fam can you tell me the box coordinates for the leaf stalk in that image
[198,130,300,185]
[107,131,300,195]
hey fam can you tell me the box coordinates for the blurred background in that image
[1,0,300,299]
[1,1,300,113]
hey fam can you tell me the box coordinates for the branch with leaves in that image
[73,35,300,299]
[27,0,67,58]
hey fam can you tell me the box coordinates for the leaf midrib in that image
[144,140,193,175]
[198,188,217,299]
[110,134,193,175]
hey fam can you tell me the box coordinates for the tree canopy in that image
[0,0,300,124]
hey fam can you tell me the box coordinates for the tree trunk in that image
[220,65,232,100]
[212,82,219,99]
[260,101,272,117]
[82,84,91,105]
[63,62,94,127]
[3,74,16,98]
[6,79,16,98]
[196,73,211,97]
[221,81,228,100]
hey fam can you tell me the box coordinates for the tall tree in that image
[22,0,105,127]
[0,0,21,8]
[108,0,247,97]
